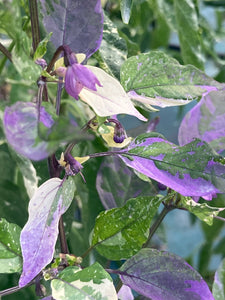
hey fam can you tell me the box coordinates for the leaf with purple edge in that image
[120,51,224,109]
[213,258,225,300]
[19,177,75,287]
[39,0,104,58]
[117,132,225,198]
[119,248,214,300]
[91,196,162,260]
[179,90,225,153]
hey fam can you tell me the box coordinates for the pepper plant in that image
[0,0,225,299]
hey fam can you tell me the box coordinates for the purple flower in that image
[64,52,102,100]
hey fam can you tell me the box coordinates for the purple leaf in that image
[40,0,104,58]
[3,102,54,161]
[96,156,156,209]
[119,248,214,300]
[179,90,225,153]
[19,177,75,287]
[117,133,225,198]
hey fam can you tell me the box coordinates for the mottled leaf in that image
[19,177,75,287]
[119,248,214,300]
[213,258,225,300]
[179,90,225,153]
[120,0,133,24]
[118,132,225,197]
[174,0,204,69]
[79,66,146,121]
[51,263,117,300]
[96,13,127,78]
[0,218,22,273]
[92,196,161,260]
[3,102,55,161]
[120,51,224,108]
[96,156,156,209]
[181,197,224,225]
[39,0,103,58]
[34,32,52,60]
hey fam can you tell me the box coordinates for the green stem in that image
[81,244,96,259]
[143,204,174,248]
[29,0,40,52]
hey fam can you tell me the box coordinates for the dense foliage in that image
[0,0,225,299]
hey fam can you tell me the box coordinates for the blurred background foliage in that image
[0,0,225,298]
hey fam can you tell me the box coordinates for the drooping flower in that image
[56,48,102,100]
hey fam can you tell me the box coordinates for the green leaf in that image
[92,196,162,260]
[174,0,204,69]
[33,32,52,61]
[155,0,177,31]
[180,197,224,225]
[213,258,225,300]
[95,14,127,78]
[120,0,133,24]
[51,263,117,300]
[9,150,38,198]
[0,218,22,273]
[120,51,223,107]
[0,0,41,83]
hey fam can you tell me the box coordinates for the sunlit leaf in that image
[213,258,225,300]
[179,90,225,153]
[39,0,104,58]
[19,177,75,287]
[117,132,225,197]
[0,218,22,273]
[92,196,161,260]
[51,263,117,300]
[79,66,146,121]
[119,248,214,300]
[120,51,224,109]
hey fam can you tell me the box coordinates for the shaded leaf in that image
[9,150,38,198]
[51,263,117,300]
[120,51,224,108]
[179,90,225,153]
[92,196,161,260]
[119,248,214,300]
[181,197,224,225]
[155,0,176,31]
[96,156,156,209]
[39,0,104,58]
[96,13,127,78]
[213,258,225,300]
[79,66,146,121]
[120,0,133,24]
[3,102,55,161]
[19,177,75,287]
[0,218,22,273]
[118,132,225,197]
[174,0,204,69]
